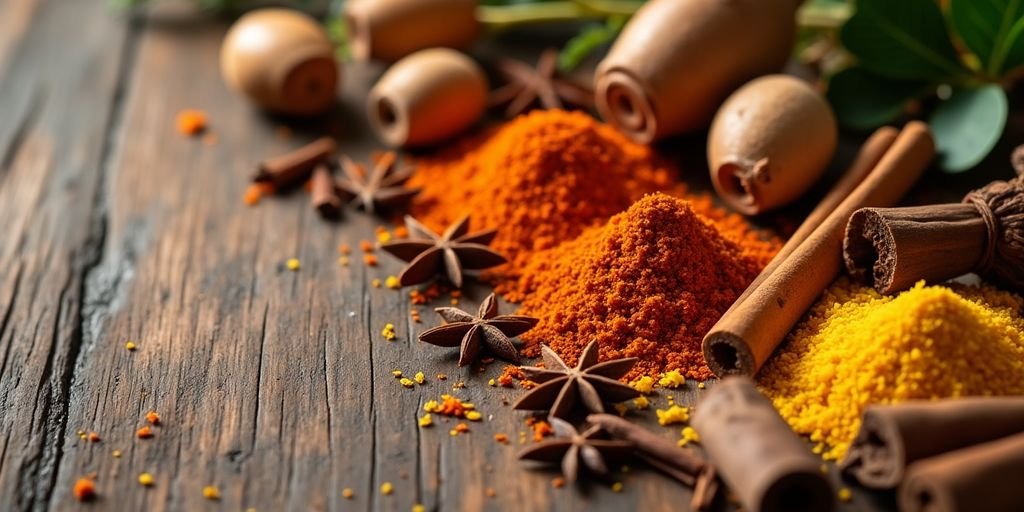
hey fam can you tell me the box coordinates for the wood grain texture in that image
[0,2,957,511]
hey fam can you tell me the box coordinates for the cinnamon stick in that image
[691,377,834,512]
[310,164,342,219]
[253,136,336,188]
[703,121,934,377]
[844,170,1024,293]
[587,413,707,484]
[840,397,1024,489]
[899,432,1024,512]
[720,126,899,320]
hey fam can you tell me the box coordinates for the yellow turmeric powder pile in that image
[760,279,1024,461]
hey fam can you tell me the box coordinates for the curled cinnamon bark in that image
[254,136,336,189]
[840,397,1024,489]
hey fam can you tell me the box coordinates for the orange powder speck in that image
[516,194,766,381]
[136,426,154,439]
[359,240,374,253]
[145,411,160,425]
[176,109,207,136]
[363,254,378,267]
[73,477,97,501]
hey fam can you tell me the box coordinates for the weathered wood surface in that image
[0,1,1019,511]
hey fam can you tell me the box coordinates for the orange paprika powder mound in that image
[514,194,763,381]
[408,109,777,294]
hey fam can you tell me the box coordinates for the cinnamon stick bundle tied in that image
[844,165,1024,293]
[899,431,1024,512]
[840,397,1024,490]
[691,377,834,512]
[703,122,934,377]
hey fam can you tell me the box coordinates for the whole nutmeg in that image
[708,74,837,215]
[221,8,339,116]
[367,48,487,148]
[345,0,479,62]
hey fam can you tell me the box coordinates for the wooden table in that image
[1,1,1017,510]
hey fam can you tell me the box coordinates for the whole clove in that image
[691,377,834,512]
[253,136,337,189]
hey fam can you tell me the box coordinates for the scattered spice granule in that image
[697,382,706,389]
[112,450,122,458]
[497,365,528,388]
[339,256,350,266]
[243,183,275,206]
[633,396,650,410]
[611,482,624,493]
[125,341,137,351]
[436,373,447,381]
[529,419,553,442]
[73,477,97,501]
[760,279,1024,460]
[377,231,393,243]
[678,426,700,447]
[202,485,220,500]
[372,278,382,288]
[454,423,470,434]
[630,376,655,394]
[656,405,690,426]
[145,411,160,425]
[552,477,566,488]
[381,323,396,341]
[138,473,155,487]
[494,433,509,444]
[614,403,629,416]
[342,488,354,499]
[419,414,433,428]
[465,411,482,422]
[385,276,401,289]
[485,488,497,498]
[452,380,466,390]
[392,370,403,378]
[658,370,685,389]
[86,432,100,443]
[400,378,415,388]
[515,194,770,381]
[838,488,852,502]
[423,394,474,418]
[820,464,829,474]
[136,426,154,439]
[338,243,352,255]
[359,240,374,253]
[394,226,409,238]
[363,254,379,267]
[488,378,496,387]
[286,258,301,271]
[175,109,207,136]
[412,504,425,512]
[414,372,425,384]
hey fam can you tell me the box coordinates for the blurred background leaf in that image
[929,84,1009,173]
[949,0,1024,77]
[827,67,928,130]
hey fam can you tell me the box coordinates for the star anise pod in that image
[513,340,640,419]
[518,417,633,484]
[488,48,595,118]
[418,292,538,366]
[380,215,506,288]
[336,151,420,214]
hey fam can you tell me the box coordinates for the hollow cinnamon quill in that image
[703,121,934,377]
[899,431,1024,512]
[254,136,336,188]
[310,164,341,219]
[691,377,834,512]
[840,397,1024,490]
[844,167,1024,293]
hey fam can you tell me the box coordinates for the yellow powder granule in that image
[760,279,1024,460]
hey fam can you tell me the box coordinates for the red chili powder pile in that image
[514,193,764,380]
[407,110,777,294]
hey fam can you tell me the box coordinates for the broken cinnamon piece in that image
[253,136,336,189]
[588,413,707,487]
[310,164,342,219]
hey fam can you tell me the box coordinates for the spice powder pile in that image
[513,193,764,381]
[408,109,777,294]
[759,279,1024,461]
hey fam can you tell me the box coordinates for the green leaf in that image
[558,16,626,72]
[929,84,1008,173]
[950,0,1024,77]
[827,67,928,130]
[840,0,969,81]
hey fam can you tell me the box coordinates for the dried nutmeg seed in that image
[708,74,837,215]
[345,0,479,62]
[368,48,487,148]
[595,0,799,144]
[220,8,339,116]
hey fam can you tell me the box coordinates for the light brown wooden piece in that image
[345,0,479,62]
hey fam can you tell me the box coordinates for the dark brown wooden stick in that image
[587,414,706,481]
[254,136,336,188]
[310,164,341,219]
